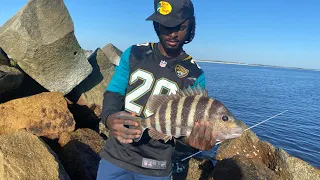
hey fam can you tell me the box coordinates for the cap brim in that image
[146,13,185,27]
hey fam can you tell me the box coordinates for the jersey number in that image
[125,69,179,117]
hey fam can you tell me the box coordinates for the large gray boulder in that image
[102,43,123,66]
[0,0,92,95]
[70,48,115,117]
[0,65,24,94]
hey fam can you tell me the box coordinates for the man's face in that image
[158,20,190,54]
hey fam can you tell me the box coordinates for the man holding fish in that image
[97,0,243,179]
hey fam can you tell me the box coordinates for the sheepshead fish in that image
[119,86,243,143]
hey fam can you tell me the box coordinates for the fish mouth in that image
[217,126,243,141]
[228,127,244,139]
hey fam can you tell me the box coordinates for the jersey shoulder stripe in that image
[130,42,155,61]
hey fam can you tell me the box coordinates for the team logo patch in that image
[157,1,172,15]
[175,64,189,78]
[159,60,167,67]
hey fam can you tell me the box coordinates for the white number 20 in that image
[125,69,179,117]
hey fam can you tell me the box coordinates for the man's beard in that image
[159,36,184,55]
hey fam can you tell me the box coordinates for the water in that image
[195,62,320,168]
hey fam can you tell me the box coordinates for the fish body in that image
[119,86,243,143]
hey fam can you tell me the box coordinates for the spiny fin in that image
[146,85,208,113]
[146,94,177,113]
[148,129,173,143]
[178,85,208,97]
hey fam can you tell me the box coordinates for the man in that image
[97,0,217,179]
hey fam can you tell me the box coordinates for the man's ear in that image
[153,21,160,36]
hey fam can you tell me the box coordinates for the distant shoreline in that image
[194,60,320,72]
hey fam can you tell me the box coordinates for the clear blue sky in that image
[1,0,319,69]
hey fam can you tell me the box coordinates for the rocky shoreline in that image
[0,0,319,179]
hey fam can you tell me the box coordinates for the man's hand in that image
[106,111,142,144]
[183,121,217,151]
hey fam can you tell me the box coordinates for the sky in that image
[0,0,319,69]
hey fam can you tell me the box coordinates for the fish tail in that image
[132,117,154,142]
[116,114,147,142]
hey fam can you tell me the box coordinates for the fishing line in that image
[180,110,289,162]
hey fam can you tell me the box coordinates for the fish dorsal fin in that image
[146,86,208,113]
[146,93,180,113]
[178,85,208,97]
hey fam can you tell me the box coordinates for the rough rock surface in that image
[0,92,75,139]
[215,120,320,180]
[213,155,282,180]
[0,130,70,180]
[0,65,24,94]
[57,128,106,180]
[0,48,10,65]
[74,48,114,114]
[0,0,92,94]
[102,43,123,66]
[272,148,320,180]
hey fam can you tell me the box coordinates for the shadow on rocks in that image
[67,103,100,130]
[59,139,101,180]
[43,137,102,180]
[0,66,48,103]
[212,158,243,180]
[172,157,215,180]
[66,48,105,103]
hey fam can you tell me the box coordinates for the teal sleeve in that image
[191,72,206,89]
[106,46,132,96]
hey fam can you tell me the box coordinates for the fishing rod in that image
[180,110,289,162]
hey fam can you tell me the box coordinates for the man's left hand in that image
[183,121,217,151]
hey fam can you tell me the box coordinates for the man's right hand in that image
[106,111,142,144]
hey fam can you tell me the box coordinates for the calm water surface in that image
[197,62,320,168]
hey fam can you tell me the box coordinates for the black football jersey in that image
[100,42,205,176]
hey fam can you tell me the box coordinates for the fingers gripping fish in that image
[117,86,243,143]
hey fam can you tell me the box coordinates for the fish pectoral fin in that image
[174,126,193,137]
[148,129,172,143]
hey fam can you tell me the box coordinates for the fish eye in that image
[222,115,229,121]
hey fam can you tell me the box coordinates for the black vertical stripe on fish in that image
[150,112,156,129]
[170,98,179,136]
[194,97,210,121]
[208,100,221,119]
[181,96,195,135]
[187,95,202,127]
[159,103,167,134]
